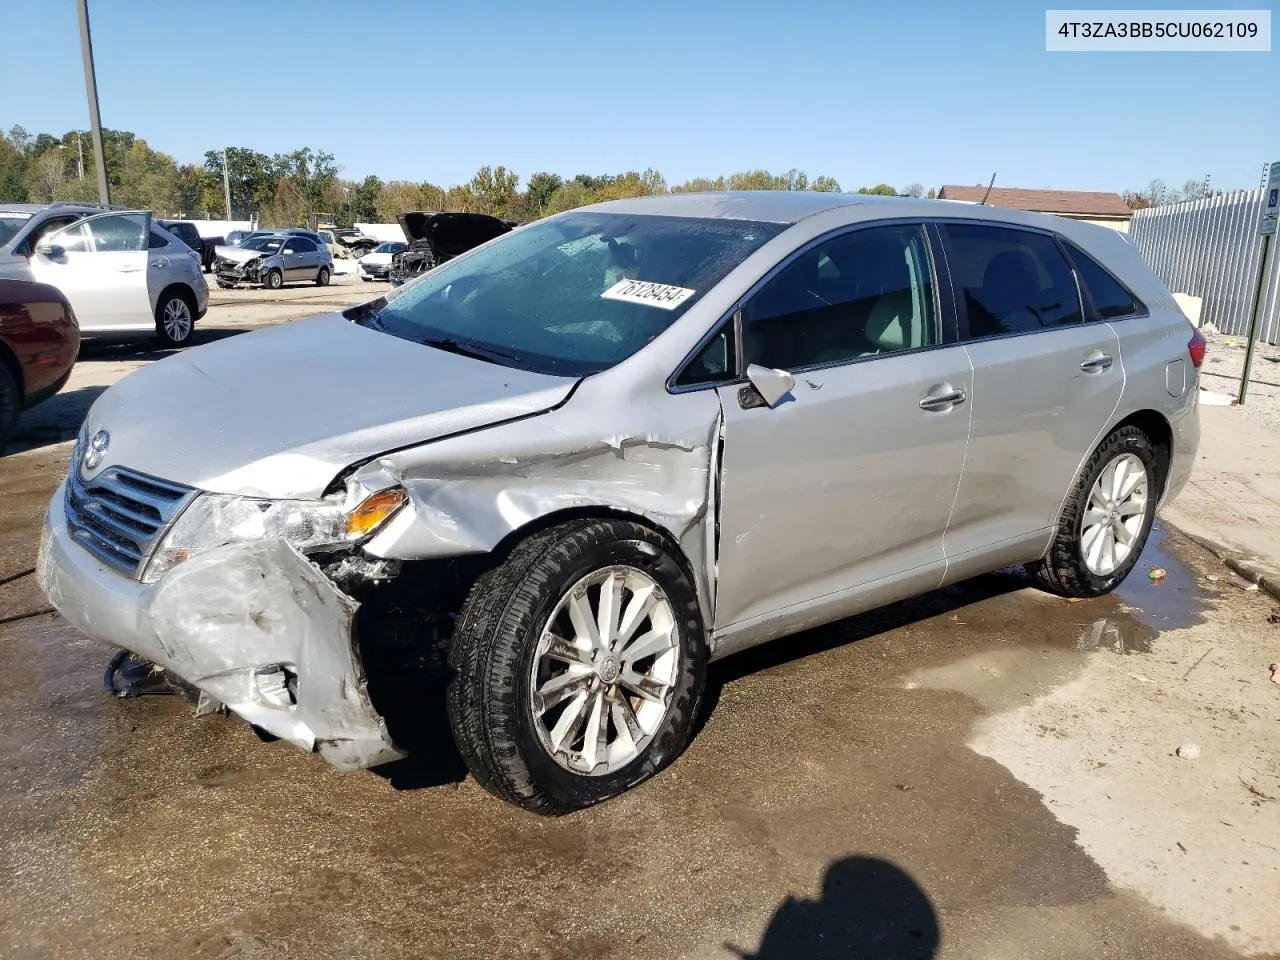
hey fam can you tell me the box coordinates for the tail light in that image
[1187,327,1206,368]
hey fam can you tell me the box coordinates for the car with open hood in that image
[388,211,514,285]
[213,233,333,289]
[39,191,1201,815]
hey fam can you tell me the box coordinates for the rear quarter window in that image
[1065,244,1144,319]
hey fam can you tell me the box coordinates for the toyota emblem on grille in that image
[83,429,110,471]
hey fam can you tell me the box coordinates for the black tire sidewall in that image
[317,267,330,286]
[503,531,705,809]
[1066,429,1158,593]
[265,269,282,289]
[0,362,19,449]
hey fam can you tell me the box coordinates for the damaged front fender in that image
[358,380,724,628]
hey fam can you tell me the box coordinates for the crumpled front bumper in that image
[37,483,405,770]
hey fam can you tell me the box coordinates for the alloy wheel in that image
[529,565,680,776]
[162,298,192,342]
[1080,453,1149,576]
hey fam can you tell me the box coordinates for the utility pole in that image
[75,0,110,205]
[222,148,233,220]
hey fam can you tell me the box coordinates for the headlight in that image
[142,487,407,583]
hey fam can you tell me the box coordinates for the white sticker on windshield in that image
[601,278,695,311]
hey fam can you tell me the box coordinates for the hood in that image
[359,252,393,265]
[214,245,266,264]
[79,313,578,499]
[395,212,513,262]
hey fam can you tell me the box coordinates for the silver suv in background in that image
[213,233,333,289]
[0,201,124,281]
[38,192,1201,814]
[24,209,208,347]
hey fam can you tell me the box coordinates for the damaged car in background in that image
[213,233,333,289]
[38,192,1200,814]
[388,211,515,286]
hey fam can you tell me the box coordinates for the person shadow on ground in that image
[726,856,939,959]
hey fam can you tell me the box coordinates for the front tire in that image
[263,268,283,290]
[154,289,196,348]
[447,519,706,814]
[0,361,20,451]
[1031,425,1160,597]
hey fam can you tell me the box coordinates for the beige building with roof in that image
[937,185,1134,233]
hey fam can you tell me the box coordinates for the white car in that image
[357,241,407,281]
[27,210,209,348]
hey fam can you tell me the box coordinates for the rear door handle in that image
[1081,355,1114,373]
[919,389,967,411]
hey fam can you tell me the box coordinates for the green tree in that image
[856,184,897,196]
[810,175,841,192]
[672,176,727,193]
[114,140,181,215]
[468,165,519,215]
[544,180,593,214]
[203,147,276,218]
[375,180,424,222]
[347,174,382,223]
[419,181,446,210]
[526,171,563,214]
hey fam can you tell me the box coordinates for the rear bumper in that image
[1162,395,1200,508]
[37,483,405,770]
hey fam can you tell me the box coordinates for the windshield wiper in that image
[418,336,521,365]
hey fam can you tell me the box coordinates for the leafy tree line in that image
[1122,178,1218,209]
[3,124,936,226]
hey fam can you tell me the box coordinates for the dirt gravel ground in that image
[1196,330,1280,431]
[1,286,1278,959]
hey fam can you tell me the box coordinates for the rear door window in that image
[288,237,317,253]
[943,223,1083,338]
[1065,244,1143,319]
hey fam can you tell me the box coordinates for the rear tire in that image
[447,519,706,814]
[264,269,283,290]
[0,361,20,451]
[316,266,331,287]
[1030,425,1160,598]
[154,289,196,348]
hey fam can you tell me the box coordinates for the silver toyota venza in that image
[38,192,1202,813]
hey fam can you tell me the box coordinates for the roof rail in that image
[47,200,131,211]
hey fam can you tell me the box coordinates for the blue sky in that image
[1,0,1276,194]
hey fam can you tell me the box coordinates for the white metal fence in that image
[1129,189,1280,344]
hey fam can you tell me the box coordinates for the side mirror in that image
[36,240,64,259]
[745,363,795,408]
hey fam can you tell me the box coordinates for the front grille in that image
[65,465,196,578]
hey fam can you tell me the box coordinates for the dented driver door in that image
[709,223,972,649]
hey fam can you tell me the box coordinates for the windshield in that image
[365,212,783,376]
[243,237,284,253]
[0,213,33,247]
[374,242,404,254]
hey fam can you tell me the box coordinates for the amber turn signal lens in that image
[345,488,408,538]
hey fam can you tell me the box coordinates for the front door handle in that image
[1081,354,1114,373]
[919,388,967,411]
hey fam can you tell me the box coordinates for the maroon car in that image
[0,278,80,450]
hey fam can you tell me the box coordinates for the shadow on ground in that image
[727,857,939,959]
